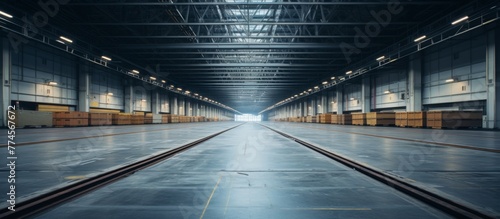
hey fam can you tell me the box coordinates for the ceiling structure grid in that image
[1,0,479,113]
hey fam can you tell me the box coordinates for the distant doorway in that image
[235,114,262,122]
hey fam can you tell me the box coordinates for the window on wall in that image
[235,114,262,122]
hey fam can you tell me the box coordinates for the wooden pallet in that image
[427,111,482,129]
[17,125,51,129]
[366,112,396,126]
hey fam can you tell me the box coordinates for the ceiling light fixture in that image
[59,36,73,43]
[451,16,469,25]
[414,35,426,42]
[376,56,385,61]
[346,71,353,75]
[0,11,13,18]
[101,56,112,61]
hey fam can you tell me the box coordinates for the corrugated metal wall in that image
[373,69,407,109]
[159,92,170,113]
[327,90,337,113]
[90,69,124,110]
[423,35,487,105]
[11,44,78,105]
[343,83,361,112]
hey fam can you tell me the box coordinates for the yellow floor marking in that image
[200,176,222,219]
[223,177,233,218]
[284,207,372,211]
[64,175,87,180]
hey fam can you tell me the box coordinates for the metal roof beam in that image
[113,43,345,49]
[69,2,452,6]
[160,63,339,67]
[161,68,333,71]
[137,57,333,61]
[76,22,415,26]
[98,35,397,39]
[122,51,348,55]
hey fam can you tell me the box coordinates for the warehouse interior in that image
[0,0,499,218]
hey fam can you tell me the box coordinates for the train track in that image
[0,123,243,219]
[288,123,500,153]
[0,123,210,147]
[260,124,495,219]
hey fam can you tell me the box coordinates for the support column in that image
[192,102,198,116]
[320,94,327,114]
[336,86,344,115]
[313,97,318,114]
[124,82,134,113]
[171,96,178,115]
[497,30,500,129]
[1,39,11,127]
[486,30,498,129]
[186,100,191,116]
[294,103,300,117]
[181,97,186,116]
[77,61,90,112]
[328,90,335,113]
[407,54,423,112]
[151,89,160,114]
[361,76,371,113]
[304,100,309,116]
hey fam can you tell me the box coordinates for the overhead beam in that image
[77,22,416,26]
[99,35,398,39]
[111,43,345,49]
[159,63,339,67]
[69,1,452,6]
[170,74,317,77]
[159,68,334,71]
[186,83,307,85]
[136,57,333,61]
[123,51,349,55]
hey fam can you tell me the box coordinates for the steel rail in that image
[291,124,500,154]
[261,124,495,219]
[0,123,244,219]
[0,123,205,148]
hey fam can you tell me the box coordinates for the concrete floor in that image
[0,122,240,204]
[263,122,500,217]
[36,123,449,219]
